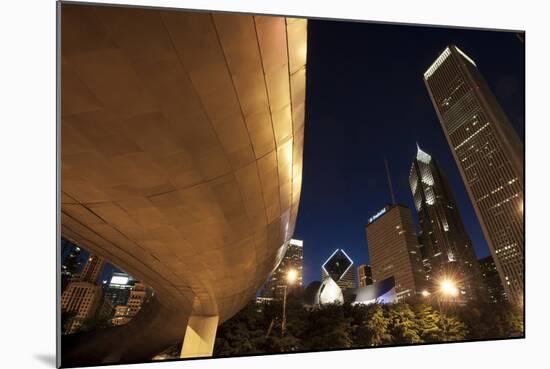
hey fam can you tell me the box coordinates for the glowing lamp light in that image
[287,269,298,284]
[421,290,430,297]
[440,279,459,297]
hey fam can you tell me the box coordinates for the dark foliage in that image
[213,295,523,356]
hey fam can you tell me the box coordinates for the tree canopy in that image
[213,294,523,357]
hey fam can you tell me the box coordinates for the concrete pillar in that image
[180,315,219,358]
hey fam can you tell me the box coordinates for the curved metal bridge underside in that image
[60,3,306,362]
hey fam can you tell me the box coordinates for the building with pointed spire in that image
[424,45,524,305]
[409,144,482,300]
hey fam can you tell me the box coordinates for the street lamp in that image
[281,269,297,337]
[440,279,459,298]
[421,278,458,340]
[437,278,458,339]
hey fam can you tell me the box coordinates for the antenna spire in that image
[384,157,396,205]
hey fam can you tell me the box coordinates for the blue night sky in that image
[294,20,524,286]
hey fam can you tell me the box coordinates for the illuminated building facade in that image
[111,306,131,326]
[79,254,105,284]
[261,239,304,299]
[60,240,82,292]
[61,253,106,334]
[409,145,482,299]
[479,255,507,303]
[424,45,524,305]
[104,272,134,308]
[322,248,357,292]
[351,276,397,305]
[366,204,425,300]
[61,282,103,334]
[304,276,396,307]
[357,264,373,287]
[110,282,150,326]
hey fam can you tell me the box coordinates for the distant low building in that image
[357,264,373,287]
[111,305,132,326]
[255,296,274,304]
[303,276,396,307]
[104,272,134,308]
[110,282,150,326]
[351,276,397,305]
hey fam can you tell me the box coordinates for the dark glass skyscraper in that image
[322,248,356,292]
[424,45,524,305]
[409,145,481,299]
[61,239,83,292]
[479,255,507,303]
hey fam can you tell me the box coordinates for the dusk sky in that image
[294,19,525,285]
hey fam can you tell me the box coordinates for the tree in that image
[363,304,392,346]
[214,302,268,356]
[213,294,522,357]
[415,304,443,343]
[441,315,468,341]
[387,303,422,344]
[456,300,524,340]
[301,303,354,351]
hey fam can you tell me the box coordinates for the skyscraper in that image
[366,204,425,301]
[409,144,482,299]
[61,281,103,334]
[60,241,82,292]
[261,239,304,299]
[80,254,105,284]
[357,264,373,287]
[479,255,507,303]
[424,45,524,305]
[322,248,357,292]
[61,252,107,334]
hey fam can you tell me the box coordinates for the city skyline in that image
[57,5,524,363]
[58,18,525,296]
[294,20,523,286]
